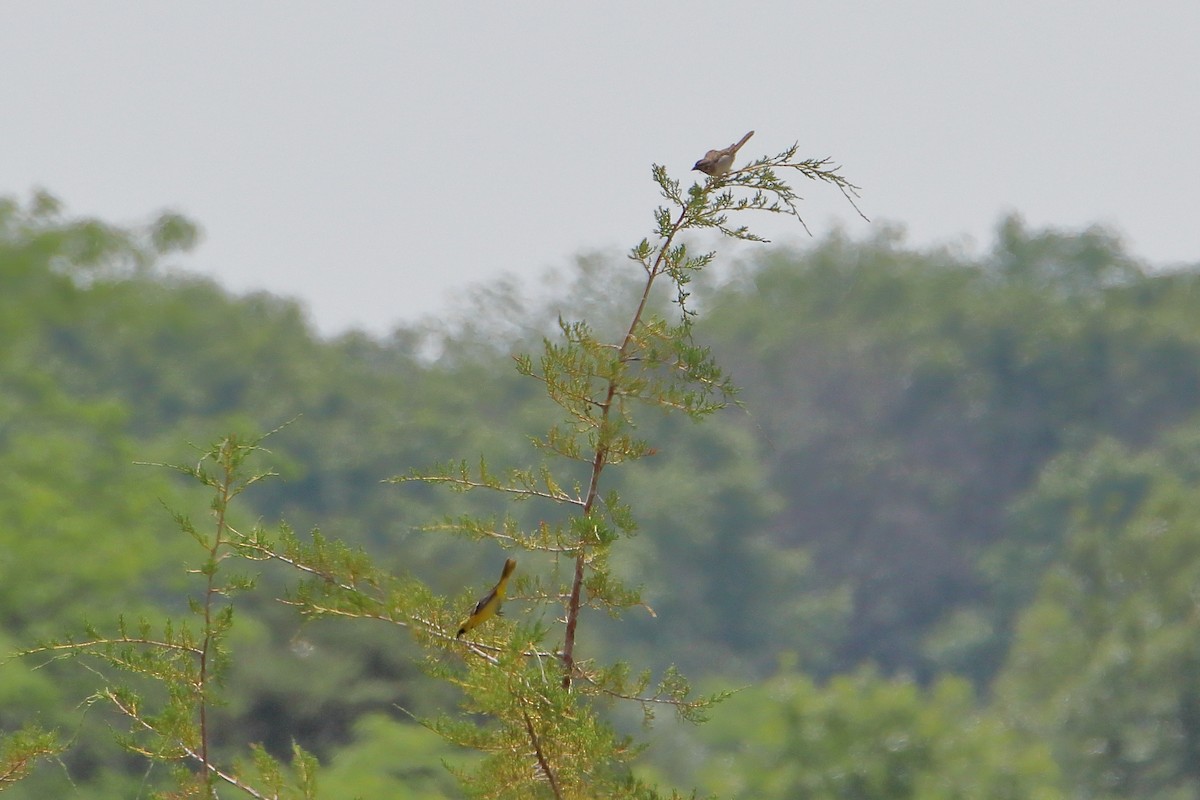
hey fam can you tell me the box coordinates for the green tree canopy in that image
[687,663,1063,799]
[996,427,1200,799]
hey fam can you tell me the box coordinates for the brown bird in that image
[693,130,755,177]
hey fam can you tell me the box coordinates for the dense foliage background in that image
[3,191,1200,797]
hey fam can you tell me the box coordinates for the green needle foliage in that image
[16,139,860,798]
[251,140,855,797]
[0,725,60,791]
[393,144,856,797]
[249,139,861,797]
[20,433,319,800]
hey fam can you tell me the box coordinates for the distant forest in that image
[4,192,1200,798]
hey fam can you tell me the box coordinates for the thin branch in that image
[22,637,205,659]
[393,475,584,506]
[417,522,584,554]
[275,599,410,628]
[560,203,691,690]
[520,702,562,800]
[106,690,276,800]
[577,674,708,712]
[235,539,393,602]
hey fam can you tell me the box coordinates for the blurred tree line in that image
[2,190,1200,797]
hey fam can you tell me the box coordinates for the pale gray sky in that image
[4,2,1198,336]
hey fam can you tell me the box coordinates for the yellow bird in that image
[456,558,517,639]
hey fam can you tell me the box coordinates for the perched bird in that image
[456,558,517,639]
[693,130,755,177]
